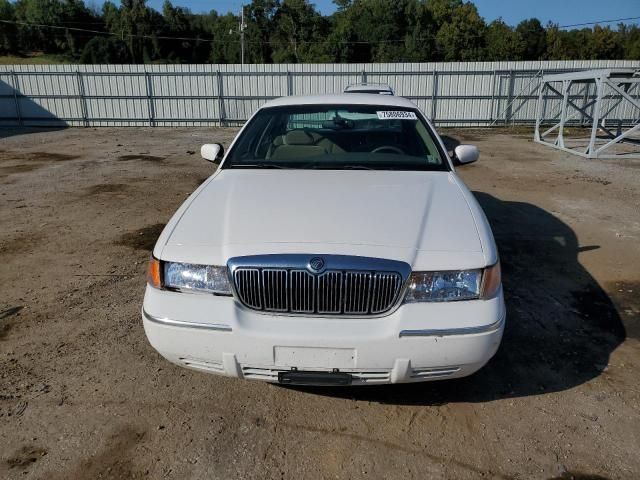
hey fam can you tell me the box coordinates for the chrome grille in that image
[344,272,371,314]
[262,269,288,312]
[290,270,315,313]
[233,267,403,316]
[234,269,261,309]
[317,271,342,314]
[370,273,402,314]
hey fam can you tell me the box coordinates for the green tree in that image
[323,2,362,62]
[485,19,524,60]
[427,0,462,25]
[435,1,486,61]
[14,0,100,55]
[270,0,328,63]
[545,24,591,60]
[326,0,436,63]
[1,0,638,64]
[0,0,18,54]
[620,24,640,60]
[243,0,277,64]
[402,1,437,62]
[588,25,622,59]
[207,12,241,63]
[158,1,209,62]
[545,23,566,59]
[102,0,164,63]
[79,36,133,63]
[516,18,546,60]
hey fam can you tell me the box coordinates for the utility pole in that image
[239,5,247,65]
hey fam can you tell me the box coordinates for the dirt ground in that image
[1,126,639,480]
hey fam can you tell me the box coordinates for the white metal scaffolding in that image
[534,69,640,159]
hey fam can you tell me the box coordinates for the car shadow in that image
[0,79,68,138]
[288,192,626,404]
[0,126,67,140]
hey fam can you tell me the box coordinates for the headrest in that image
[284,129,315,145]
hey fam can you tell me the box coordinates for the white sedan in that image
[143,93,505,386]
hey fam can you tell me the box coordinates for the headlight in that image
[147,257,232,295]
[403,262,500,303]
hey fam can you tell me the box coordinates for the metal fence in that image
[1,61,638,127]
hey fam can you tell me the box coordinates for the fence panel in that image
[0,71,19,124]
[0,61,638,127]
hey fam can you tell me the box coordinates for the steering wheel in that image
[371,145,405,155]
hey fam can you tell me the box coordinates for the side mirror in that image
[453,145,479,165]
[201,143,224,164]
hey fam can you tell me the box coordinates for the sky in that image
[137,0,640,28]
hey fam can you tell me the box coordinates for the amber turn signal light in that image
[481,261,501,299]
[147,256,162,289]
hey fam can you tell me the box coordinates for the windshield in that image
[222,104,449,171]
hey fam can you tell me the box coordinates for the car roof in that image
[261,94,417,109]
[344,83,394,94]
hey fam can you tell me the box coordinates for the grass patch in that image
[0,54,74,65]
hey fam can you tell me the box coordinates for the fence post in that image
[505,69,515,125]
[361,70,367,84]
[430,70,438,122]
[76,70,89,127]
[489,70,497,123]
[216,70,226,127]
[287,70,292,96]
[10,70,22,126]
[145,71,155,127]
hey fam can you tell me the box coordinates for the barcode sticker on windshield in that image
[377,111,417,120]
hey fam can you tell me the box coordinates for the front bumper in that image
[142,286,505,385]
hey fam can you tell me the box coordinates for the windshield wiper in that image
[233,163,380,171]
[229,163,288,169]
[341,165,375,170]
[309,164,375,170]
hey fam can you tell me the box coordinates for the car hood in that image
[158,169,490,270]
